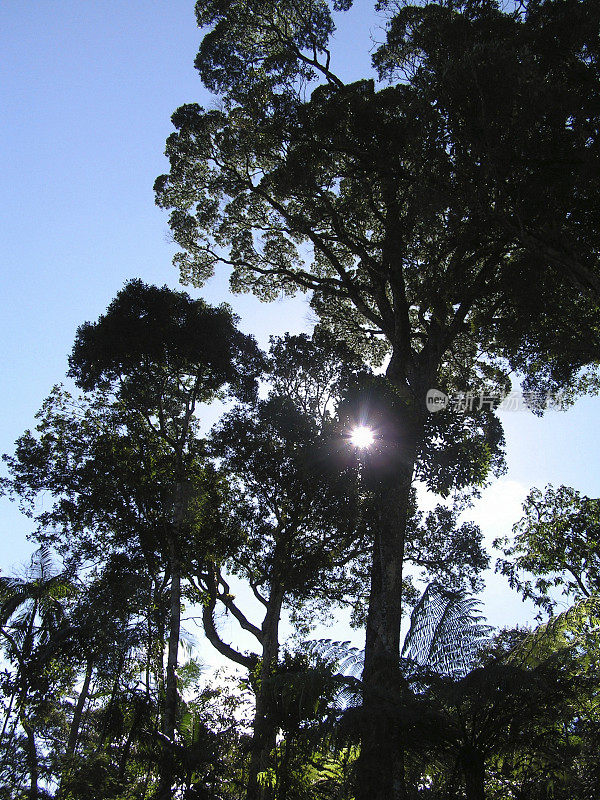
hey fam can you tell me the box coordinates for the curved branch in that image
[201,570,257,670]
[216,570,263,642]
[202,602,257,670]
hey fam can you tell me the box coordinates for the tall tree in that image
[4,280,262,800]
[154,2,600,797]
[193,332,365,800]
[67,279,262,800]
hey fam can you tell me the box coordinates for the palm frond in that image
[301,640,364,712]
[306,639,364,678]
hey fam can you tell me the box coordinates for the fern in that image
[508,595,600,667]
[401,582,492,677]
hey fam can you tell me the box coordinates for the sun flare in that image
[349,425,375,449]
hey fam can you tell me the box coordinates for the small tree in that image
[0,548,74,799]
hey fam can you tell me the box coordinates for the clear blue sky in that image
[2,1,599,637]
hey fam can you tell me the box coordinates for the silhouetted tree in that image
[155,2,600,795]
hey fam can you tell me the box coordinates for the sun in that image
[349,425,375,449]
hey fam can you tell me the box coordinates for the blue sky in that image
[2,1,599,639]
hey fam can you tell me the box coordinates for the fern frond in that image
[401,582,491,677]
[509,595,600,667]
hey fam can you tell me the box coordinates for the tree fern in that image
[401,582,492,677]
[508,594,600,667]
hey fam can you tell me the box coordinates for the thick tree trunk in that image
[354,396,422,800]
[247,587,284,800]
[461,745,486,800]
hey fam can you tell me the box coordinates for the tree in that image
[55,555,153,799]
[191,331,366,800]
[373,592,596,800]
[153,2,599,796]
[0,548,74,800]
[496,484,600,614]
[3,280,263,800]
[196,330,491,799]
[67,279,262,800]
[375,0,600,303]
[2,398,179,797]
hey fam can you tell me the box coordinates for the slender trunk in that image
[156,480,186,800]
[156,593,167,716]
[0,685,17,752]
[155,544,181,800]
[21,714,39,800]
[164,543,182,744]
[354,396,422,800]
[247,587,284,800]
[0,608,36,771]
[3,604,41,793]
[57,657,94,797]
[1,706,20,771]
[66,657,94,758]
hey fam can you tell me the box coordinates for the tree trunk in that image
[21,714,39,800]
[155,540,182,800]
[156,479,188,800]
[66,657,93,758]
[247,587,284,800]
[0,685,17,753]
[461,745,486,800]
[354,396,422,800]
[57,657,94,797]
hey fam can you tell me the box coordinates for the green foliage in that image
[496,484,600,612]
[4,3,600,797]
[69,279,263,411]
[208,332,366,614]
[508,595,600,669]
[405,502,490,594]
[154,10,600,789]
